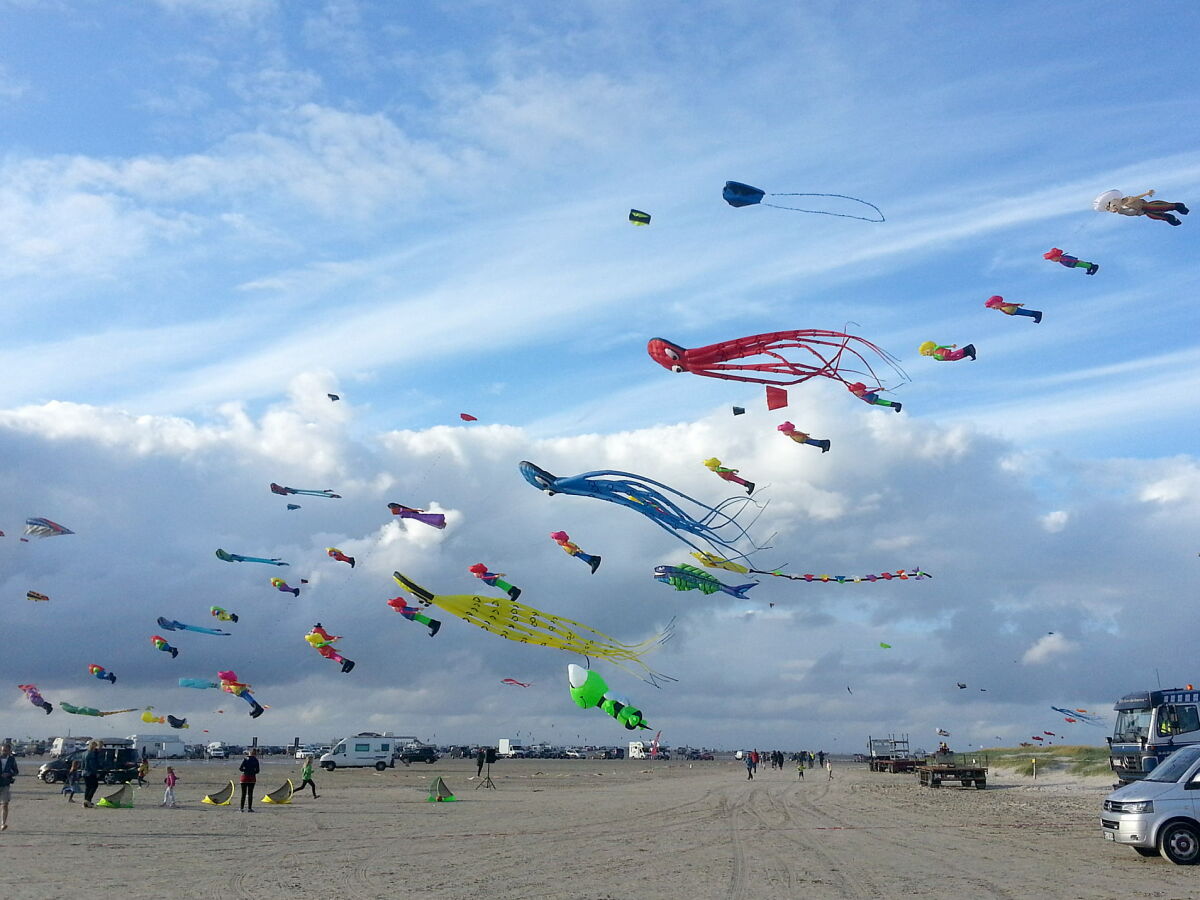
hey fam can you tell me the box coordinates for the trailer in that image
[916,754,988,789]
[867,734,917,773]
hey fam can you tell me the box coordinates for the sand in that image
[0,756,1193,899]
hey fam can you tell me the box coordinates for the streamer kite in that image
[23,517,74,538]
[304,623,355,673]
[1051,706,1106,726]
[519,461,764,561]
[387,503,447,529]
[326,547,355,568]
[647,329,906,410]
[549,531,601,573]
[60,702,136,717]
[690,552,932,584]
[271,577,301,597]
[156,616,230,636]
[17,683,53,714]
[722,181,885,222]
[88,664,117,684]
[215,548,288,566]
[393,572,675,684]
[386,596,441,636]
[653,564,757,599]
[568,664,650,730]
[270,483,341,499]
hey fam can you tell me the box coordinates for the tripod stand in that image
[475,762,496,790]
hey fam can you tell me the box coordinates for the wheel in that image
[1159,821,1200,864]
[375,761,387,771]
[323,762,335,771]
[961,780,972,789]
[41,771,57,784]
[975,780,986,790]
[426,759,436,764]
[1133,847,1159,857]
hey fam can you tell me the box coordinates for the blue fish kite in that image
[653,564,757,599]
[215,548,288,566]
[156,616,230,636]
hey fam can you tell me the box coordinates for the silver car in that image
[1102,744,1200,863]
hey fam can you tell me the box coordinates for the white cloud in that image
[1040,510,1068,533]
[1022,633,1079,665]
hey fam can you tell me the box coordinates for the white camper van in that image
[629,741,649,759]
[129,734,187,759]
[320,734,396,771]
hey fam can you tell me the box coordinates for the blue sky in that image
[1,1,1198,751]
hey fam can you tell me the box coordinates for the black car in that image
[38,747,139,785]
[398,745,440,765]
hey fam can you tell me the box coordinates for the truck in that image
[320,734,397,771]
[867,734,917,773]
[497,739,524,758]
[206,741,228,759]
[128,733,187,759]
[1109,686,1200,785]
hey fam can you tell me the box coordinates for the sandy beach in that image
[1,756,1195,898]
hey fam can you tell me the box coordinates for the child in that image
[1096,189,1189,226]
[777,422,830,452]
[918,341,976,361]
[162,766,179,808]
[796,759,805,780]
[297,756,318,799]
[137,759,150,786]
[703,458,755,494]
[62,760,82,802]
[847,382,901,412]
[984,295,1042,324]
[1043,248,1097,275]
[549,531,602,574]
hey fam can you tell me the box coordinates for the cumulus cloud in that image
[1022,633,1079,665]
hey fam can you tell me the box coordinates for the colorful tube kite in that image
[88,664,117,684]
[326,547,355,568]
[60,702,136,717]
[17,683,53,714]
[215,548,288,566]
[271,577,300,596]
[387,503,447,529]
[568,665,650,730]
[151,635,179,657]
[392,572,675,684]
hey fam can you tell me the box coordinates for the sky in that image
[1,0,1198,753]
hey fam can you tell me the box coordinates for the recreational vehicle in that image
[320,734,396,770]
[128,734,187,759]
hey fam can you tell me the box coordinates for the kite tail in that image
[764,193,885,223]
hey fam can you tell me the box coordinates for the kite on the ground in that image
[985,296,1041,324]
[178,672,264,717]
[568,664,650,730]
[17,684,52,714]
[919,341,976,362]
[468,563,521,600]
[271,577,300,597]
[648,329,906,410]
[460,413,478,422]
[326,547,355,568]
[846,381,902,412]
[304,623,355,673]
[210,606,239,623]
[142,707,165,723]
[778,422,830,452]
[703,458,755,495]
[386,595,441,636]
[1094,189,1189,226]
[519,461,765,562]
[501,678,531,687]
[157,616,230,636]
[722,181,885,222]
[26,590,50,602]
[215,548,288,566]
[23,517,74,538]
[1044,248,1098,275]
[393,571,676,684]
[60,702,136,717]
[653,564,757,599]
[151,635,179,658]
[88,664,116,684]
[167,715,189,729]
[629,209,651,226]
[270,483,341,499]
[387,503,447,529]
[689,552,931,584]
[1051,706,1106,726]
[549,531,601,573]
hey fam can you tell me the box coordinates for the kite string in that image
[765,193,886,223]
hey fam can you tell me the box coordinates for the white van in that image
[128,734,187,759]
[207,741,228,759]
[50,737,87,759]
[320,734,396,771]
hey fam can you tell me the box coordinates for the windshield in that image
[1112,707,1152,742]
[1145,746,1200,783]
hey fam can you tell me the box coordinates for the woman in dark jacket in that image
[81,741,102,808]
[238,748,260,812]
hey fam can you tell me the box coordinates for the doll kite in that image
[270,483,341,498]
[519,461,765,562]
[985,296,1041,323]
[271,577,300,597]
[847,381,901,412]
[1094,189,1188,226]
[151,635,179,658]
[88,664,117,684]
[722,181,885,222]
[304,623,355,673]
[387,502,447,529]
[777,422,830,452]
[549,531,601,573]
[210,606,239,623]
[142,707,166,724]
[703,458,755,494]
[157,616,230,636]
[326,547,355,568]
[1043,248,1098,275]
[648,329,906,410]
[468,563,521,600]
[386,595,441,636]
[17,683,53,714]
[918,341,976,362]
[215,548,288,566]
[653,564,757,599]
[568,664,650,730]
[393,571,676,684]
[179,672,265,717]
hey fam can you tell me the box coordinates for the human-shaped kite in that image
[387,502,447,529]
[1094,189,1189,226]
[271,577,300,597]
[304,623,355,673]
[918,341,976,362]
[269,483,341,499]
[215,548,288,566]
[210,606,239,623]
[984,295,1041,324]
[88,664,117,684]
[18,683,53,714]
[549,531,601,573]
[326,547,355,568]
[846,381,901,412]
[1043,248,1098,275]
[520,461,765,562]
[703,458,755,495]
[178,670,267,717]
[151,635,179,658]
[386,595,441,636]
[468,563,521,600]
[777,422,830,452]
[568,664,650,730]
[142,707,166,724]
[157,616,230,636]
[648,329,906,410]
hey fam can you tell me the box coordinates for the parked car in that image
[1102,744,1200,863]
[38,746,138,785]
[398,745,440,765]
[565,748,585,759]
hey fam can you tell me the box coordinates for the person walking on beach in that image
[796,758,805,779]
[63,760,81,802]
[475,747,485,779]
[297,755,318,799]
[750,749,759,778]
[238,748,260,812]
[744,752,755,780]
[0,742,18,830]
[826,759,833,781]
[817,750,825,768]
[137,758,150,786]
[162,766,179,808]
[81,740,102,808]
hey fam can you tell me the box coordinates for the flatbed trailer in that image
[916,760,987,789]
[869,757,918,773]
